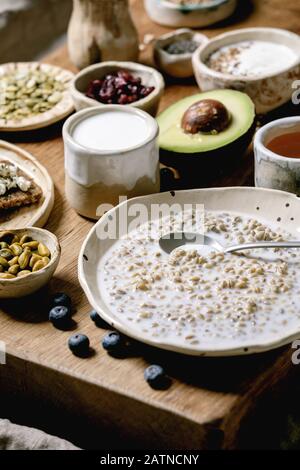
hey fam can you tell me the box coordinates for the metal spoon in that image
[159,232,300,255]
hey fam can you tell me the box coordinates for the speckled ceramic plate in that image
[0,62,74,131]
[0,140,54,228]
[79,187,300,357]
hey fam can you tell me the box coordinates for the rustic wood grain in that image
[0,0,299,450]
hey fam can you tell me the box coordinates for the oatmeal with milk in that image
[206,40,297,77]
[99,210,300,350]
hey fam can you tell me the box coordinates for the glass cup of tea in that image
[254,117,300,196]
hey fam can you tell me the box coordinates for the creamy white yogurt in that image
[207,40,297,77]
[72,110,151,151]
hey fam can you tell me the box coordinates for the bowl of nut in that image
[70,62,165,117]
[0,62,74,132]
[0,227,61,298]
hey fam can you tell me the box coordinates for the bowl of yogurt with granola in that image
[79,187,300,356]
[193,28,300,114]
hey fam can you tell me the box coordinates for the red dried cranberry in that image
[85,70,155,105]
[118,94,129,105]
[105,74,115,81]
[127,94,138,103]
[128,85,138,94]
[114,77,127,89]
[131,77,142,86]
[140,86,155,98]
[92,79,103,86]
[117,70,133,81]
[86,79,102,99]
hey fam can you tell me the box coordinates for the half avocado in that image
[157,89,256,184]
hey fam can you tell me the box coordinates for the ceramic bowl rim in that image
[70,61,165,111]
[159,0,231,12]
[254,116,300,164]
[78,186,300,357]
[154,28,209,60]
[63,105,159,156]
[193,27,300,82]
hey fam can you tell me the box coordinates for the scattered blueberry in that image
[144,365,171,390]
[51,292,72,310]
[49,305,72,330]
[160,167,175,192]
[90,310,108,328]
[102,331,125,356]
[68,334,90,358]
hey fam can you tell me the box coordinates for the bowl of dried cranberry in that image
[70,62,165,117]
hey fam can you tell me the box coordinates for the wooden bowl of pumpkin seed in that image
[0,227,61,298]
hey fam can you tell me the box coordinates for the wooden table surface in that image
[0,0,299,450]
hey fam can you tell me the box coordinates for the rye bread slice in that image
[0,161,43,211]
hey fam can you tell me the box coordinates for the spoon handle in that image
[225,241,300,254]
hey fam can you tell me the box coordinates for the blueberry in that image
[102,331,124,355]
[68,334,90,358]
[90,310,108,328]
[144,365,171,390]
[49,306,72,330]
[51,292,72,310]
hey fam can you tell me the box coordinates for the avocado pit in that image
[181,99,231,135]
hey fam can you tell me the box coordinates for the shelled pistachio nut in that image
[0,231,52,279]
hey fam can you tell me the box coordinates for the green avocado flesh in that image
[157,90,256,154]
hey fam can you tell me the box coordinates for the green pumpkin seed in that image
[48,92,62,104]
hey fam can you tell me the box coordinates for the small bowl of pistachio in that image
[0,227,61,298]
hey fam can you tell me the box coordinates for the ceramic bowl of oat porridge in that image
[79,187,300,357]
[144,0,237,28]
[192,28,300,114]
